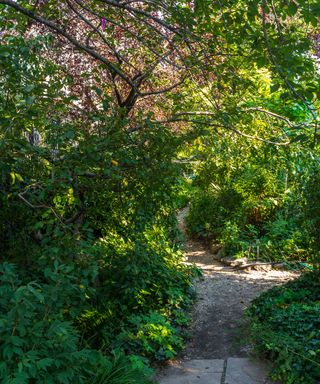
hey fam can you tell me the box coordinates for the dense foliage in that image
[1,0,320,382]
[0,7,199,383]
[185,66,320,265]
[247,273,320,383]
[185,134,320,265]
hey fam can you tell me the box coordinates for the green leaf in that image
[256,56,267,68]
[0,46,10,57]
[25,96,35,105]
[270,83,280,93]
[287,2,298,16]
[28,285,44,303]
[37,358,55,370]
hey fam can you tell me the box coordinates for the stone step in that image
[157,359,224,384]
[225,358,278,384]
[156,358,279,384]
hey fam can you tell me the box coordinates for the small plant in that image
[0,263,156,384]
[114,312,184,360]
[88,352,153,384]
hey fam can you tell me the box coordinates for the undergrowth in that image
[247,272,320,384]
[185,154,320,265]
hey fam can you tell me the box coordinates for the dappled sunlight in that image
[179,230,299,361]
[1,0,319,382]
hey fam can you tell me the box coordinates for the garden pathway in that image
[155,208,298,384]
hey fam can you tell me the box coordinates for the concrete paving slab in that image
[225,358,275,384]
[157,359,224,384]
[182,359,224,373]
[159,372,222,384]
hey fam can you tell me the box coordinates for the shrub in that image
[247,272,320,384]
[185,189,242,238]
[76,227,199,355]
[0,263,154,384]
[0,262,93,383]
[114,312,184,360]
[87,352,153,384]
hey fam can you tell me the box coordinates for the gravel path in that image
[156,208,299,383]
[178,207,299,359]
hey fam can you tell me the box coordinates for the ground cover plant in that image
[247,272,320,384]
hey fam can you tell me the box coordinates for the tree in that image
[0,0,200,114]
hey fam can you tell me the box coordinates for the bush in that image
[185,189,242,238]
[186,184,314,262]
[114,312,184,360]
[247,272,320,384]
[87,352,154,384]
[76,227,199,356]
[0,263,154,384]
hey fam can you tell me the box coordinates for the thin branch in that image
[97,0,186,38]
[0,0,134,88]
[65,0,133,68]
[174,111,216,116]
[244,107,295,126]
[118,0,169,11]
[125,8,191,60]
[133,51,176,86]
[18,186,66,225]
[153,117,291,146]
[176,109,309,131]
[139,78,185,96]
[73,0,185,69]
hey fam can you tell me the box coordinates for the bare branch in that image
[97,0,187,38]
[18,185,66,225]
[65,0,134,68]
[244,107,296,126]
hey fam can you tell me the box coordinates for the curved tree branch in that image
[0,0,134,88]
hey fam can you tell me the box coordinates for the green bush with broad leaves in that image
[114,312,184,361]
[0,263,154,384]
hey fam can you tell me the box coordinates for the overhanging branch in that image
[0,0,134,88]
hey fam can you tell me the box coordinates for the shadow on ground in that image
[181,237,299,359]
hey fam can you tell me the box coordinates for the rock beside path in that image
[209,242,288,271]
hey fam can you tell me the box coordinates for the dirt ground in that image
[178,208,299,359]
